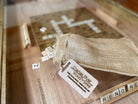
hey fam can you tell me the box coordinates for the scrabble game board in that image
[30,7,137,104]
[31,8,123,52]
[6,5,137,104]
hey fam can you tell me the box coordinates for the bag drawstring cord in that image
[53,62,63,79]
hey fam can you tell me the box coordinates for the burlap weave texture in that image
[53,34,138,76]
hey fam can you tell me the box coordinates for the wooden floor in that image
[5,0,138,104]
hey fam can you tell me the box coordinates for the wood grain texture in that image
[5,0,138,104]
[96,77,138,99]
[0,0,6,104]
[106,88,138,104]
[0,0,4,88]
[96,77,138,104]
[7,26,135,104]
[80,0,138,46]
[1,29,6,104]
[31,8,123,52]
[113,0,138,13]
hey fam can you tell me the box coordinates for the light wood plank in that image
[1,29,6,104]
[96,77,138,99]
[0,0,5,104]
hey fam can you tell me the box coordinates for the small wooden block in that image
[127,83,135,91]
[41,50,49,57]
[52,44,56,48]
[41,51,46,56]
[134,80,138,87]
[100,95,109,104]
[96,9,118,26]
[42,47,54,57]
[107,93,114,101]
[48,34,55,39]
[119,86,126,95]
[112,89,120,98]
[32,63,40,70]
[45,46,53,52]
[41,56,49,62]
[40,27,47,33]
[48,52,54,59]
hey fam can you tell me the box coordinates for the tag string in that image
[53,62,63,79]
[53,40,68,79]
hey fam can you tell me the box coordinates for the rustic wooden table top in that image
[5,0,138,104]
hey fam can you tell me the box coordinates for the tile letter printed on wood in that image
[98,77,138,104]
[31,8,123,52]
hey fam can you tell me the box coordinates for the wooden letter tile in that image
[107,93,114,100]
[119,86,126,95]
[127,83,135,91]
[100,95,109,104]
[112,89,120,98]
[134,80,138,87]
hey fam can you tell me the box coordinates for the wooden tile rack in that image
[96,77,138,104]
[20,23,31,48]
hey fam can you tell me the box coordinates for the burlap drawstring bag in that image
[53,34,138,76]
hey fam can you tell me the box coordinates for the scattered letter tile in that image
[32,63,40,70]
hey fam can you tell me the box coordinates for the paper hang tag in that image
[58,59,98,98]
